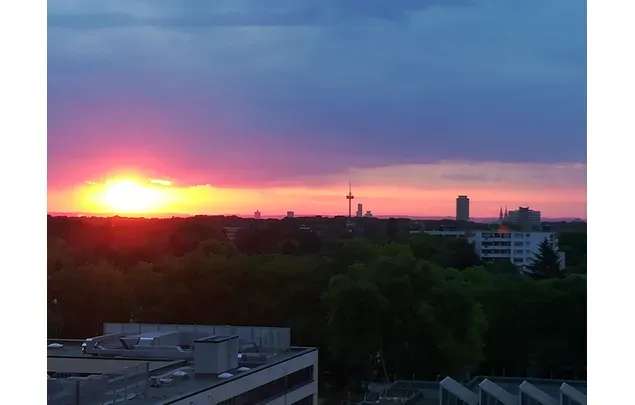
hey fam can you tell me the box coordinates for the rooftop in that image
[47,323,316,405]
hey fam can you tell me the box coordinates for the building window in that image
[217,366,314,405]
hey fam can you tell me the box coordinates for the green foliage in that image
[323,256,487,381]
[409,234,480,269]
[558,232,587,274]
[528,239,562,278]
[48,216,586,387]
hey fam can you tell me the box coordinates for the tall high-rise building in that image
[356,203,363,217]
[456,195,469,222]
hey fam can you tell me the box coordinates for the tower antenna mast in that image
[346,182,355,218]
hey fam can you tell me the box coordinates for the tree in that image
[528,239,562,278]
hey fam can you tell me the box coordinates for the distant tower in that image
[356,203,363,217]
[346,183,355,218]
[499,207,504,222]
[254,210,261,219]
[504,206,508,218]
[456,195,469,222]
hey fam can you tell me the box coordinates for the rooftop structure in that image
[48,322,318,405]
[357,376,586,405]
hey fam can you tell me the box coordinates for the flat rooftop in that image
[47,326,316,405]
[141,347,315,404]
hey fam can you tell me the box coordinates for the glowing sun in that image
[100,178,165,213]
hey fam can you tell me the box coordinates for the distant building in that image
[456,195,470,222]
[425,230,466,238]
[424,229,565,270]
[48,322,318,405]
[286,211,294,218]
[356,203,363,217]
[470,230,564,270]
[364,210,373,217]
[505,206,541,230]
[223,226,241,242]
[254,210,261,219]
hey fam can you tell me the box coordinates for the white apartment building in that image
[424,229,566,270]
[469,230,565,270]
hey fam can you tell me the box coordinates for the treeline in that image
[47,216,586,387]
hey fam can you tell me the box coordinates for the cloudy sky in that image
[48,0,586,218]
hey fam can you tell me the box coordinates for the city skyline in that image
[48,182,584,220]
[48,0,586,218]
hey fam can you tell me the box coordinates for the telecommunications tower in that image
[346,182,355,218]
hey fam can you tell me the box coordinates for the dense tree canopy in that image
[47,215,586,390]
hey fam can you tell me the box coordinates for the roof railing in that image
[519,381,558,405]
[478,378,516,405]
[439,377,478,405]
[560,382,587,405]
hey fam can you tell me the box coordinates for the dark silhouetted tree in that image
[528,239,562,278]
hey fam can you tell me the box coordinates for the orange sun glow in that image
[95,178,168,214]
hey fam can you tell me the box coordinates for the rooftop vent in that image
[193,335,239,375]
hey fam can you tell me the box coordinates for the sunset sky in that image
[48,0,586,218]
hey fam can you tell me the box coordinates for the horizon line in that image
[47,211,587,222]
